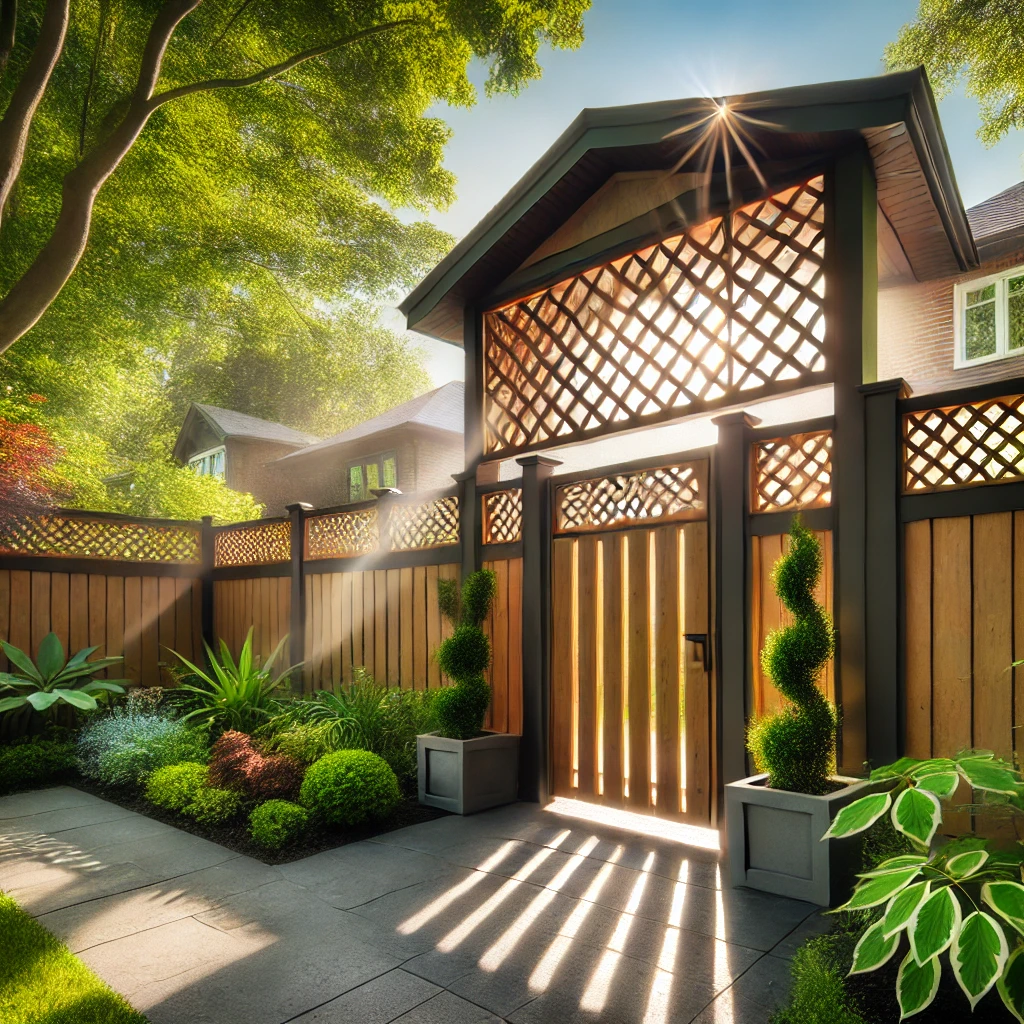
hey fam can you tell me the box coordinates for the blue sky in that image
[400,0,1024,384]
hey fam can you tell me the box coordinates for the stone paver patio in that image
[0,787,827,1024]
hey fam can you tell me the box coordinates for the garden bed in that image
[71,777,448,866]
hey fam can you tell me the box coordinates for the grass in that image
[0,891,148,1024]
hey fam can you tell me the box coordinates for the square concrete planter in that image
[725,773,878,907]
[417,731,519,815]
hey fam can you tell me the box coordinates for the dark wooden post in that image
[200,516,215,650]
[831,146,877,775]
[286,502,312,690]
[453,469,480,580]
[861,378,909,767]
[712,411,760,793]
[516,454,561,804]
[370,487,401,554]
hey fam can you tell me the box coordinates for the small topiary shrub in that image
[77,709,209,787]
[300,749,400,826]
[208,730,304,801]
[189,786,244,825]
[0,738,77,793]
[433,570,496,740]
[145,762,207,812]
[770,930,866,1024]
[747,517,838,795]
[266,725,330,766]
[249,800,309,850]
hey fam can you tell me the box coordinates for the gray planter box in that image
[417,731,519,815]
[725,773,877,907]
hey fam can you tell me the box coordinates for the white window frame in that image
[188,445,226,478]
[954,265,1024,368]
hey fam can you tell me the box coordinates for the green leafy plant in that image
[265,724,332,766]
[249,800,310,851]
[433,570,496,740]
[822,751,1024,1019]
[300,749,401,826]
[0,633,127,718]
[189,786,244,825]
[208,730,304,801]
[0,738,77,794]
[169,628,300,734]
[144,761,243,823]
[747,518,838,794]
[77,709,209,787]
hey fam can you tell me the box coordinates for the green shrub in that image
[145,762,207,811]
[77,709,209,787]
[266,724,331,765]
[189,786,244,824]
[249,800,309,850]
[0,738,77,793]
[771,931,866,1024]
[433,570,496,740]
[747,518,838,794]
[300,749,400,825]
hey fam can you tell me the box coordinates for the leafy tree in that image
[0,411,60,525]
[886,1,1024,144]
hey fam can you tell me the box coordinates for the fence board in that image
[375,569,387,680]
[508,557,523,734]
[69,573,87,655]
[0,570,8,671]
[124,577,142,683]
[399,567,413,686]
[50,572,69,660]
[551,538,576,795]
[683,521,711,822]
[31,572,50,658]
[576,535,599,798]
[654,525,681,816]
[602,533,625,805]
[426,565,441,690]
[386,570,400,686]
[413,566,427,691]
[106,578,125,679]
[626,530,651,810]
[1016,513,1024,769]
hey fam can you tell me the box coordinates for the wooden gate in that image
[549,460,713,824]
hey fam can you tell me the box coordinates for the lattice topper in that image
[903,394,1024,493]
[214,520,291,567]
[482,489,523,545]
[389,495,460,551]
[555,462,706,533]
[484,177,826,455]
[752,430,833,513]
[0,513,201,563]
[305,507,379,560]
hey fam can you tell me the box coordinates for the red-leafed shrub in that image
[0,416,60,529]
[208,730,304,801]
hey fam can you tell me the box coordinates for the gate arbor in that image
[549,460,712,824]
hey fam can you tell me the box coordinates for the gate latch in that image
[684,633,711,672]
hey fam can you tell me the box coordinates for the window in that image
[347,451,397,502]
[188,446,225,478]
[955,267,1024,367]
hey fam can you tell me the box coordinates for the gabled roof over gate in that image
[400,69,977,345]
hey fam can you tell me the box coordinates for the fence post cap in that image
[285,502,314,512]
[515,455,563,469]
[711,410,761,429]
[370,488,402,499]
[858,377,911,398]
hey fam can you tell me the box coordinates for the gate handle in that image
[684,633,711,672]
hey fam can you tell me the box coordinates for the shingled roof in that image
[275,381,463,463]
[172,403,320,462]
[967,181,1024,260]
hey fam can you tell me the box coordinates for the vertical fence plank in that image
[481,568,494,729]
[106,577,125,679]
[576,535,599,798]
[141,577,159,686]
[386,570,400,686]
[413,566,428,690]
[753,533,784,716]
[904,520,932,759]
[50,573,69,659]
[157,577,175,685]
[426,565,441,689]
[683,521,711,823]
[339,572,352,683]
[352,571,365,674]
[363,571,376,681]
[192,578,204,663]
[88,575,106,670]
[302,574,313,691]
[627,531,651,810]
[277,576,290,660]
[327,573,340,689]
[30,572,50,659]
[123,577,142,684]
[818,530,835,703]
[262,577,274,660]
[0,570,9,670]
[375,569,387,682]
[10,571,31,654]
[1016,513,1024,770]
[654,525,681,817]
[551,538,575,795]
[69,573,88,656]
[602,534,625,805]
[508,557,523,734]
[490,560,509,732]
[400,567,413,687]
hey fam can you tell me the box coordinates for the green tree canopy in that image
[886,0,1024,144]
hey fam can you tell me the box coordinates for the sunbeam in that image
[544,797,720,851]
[642,860,690,1024]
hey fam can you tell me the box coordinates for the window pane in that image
[965,301,997,360]
[213,451,224,477]
[1010,290,1024,350]
[383,455,397,489]
[966,283,996,305]
[349,466,364,501]
[365,462,380,491]
[1009,275,1024,295]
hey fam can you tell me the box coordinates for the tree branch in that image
[0,0,16,79]
[79,0,110,158]
[149,18,422,111]
[0,0,68,225]
[211,0,258,49]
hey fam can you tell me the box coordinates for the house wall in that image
[223,438,308,514]
[878,247,1024,394]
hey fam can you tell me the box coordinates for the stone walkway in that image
[0,787,827,1024]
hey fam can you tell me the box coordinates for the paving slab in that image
[288,969,443,1023]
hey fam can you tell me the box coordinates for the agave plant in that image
[0,633,127,715]
[169,628,299,734]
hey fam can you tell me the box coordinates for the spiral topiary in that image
[433,570,496,740]
[747,516,838,795]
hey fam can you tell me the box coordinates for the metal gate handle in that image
[684,633,711,672]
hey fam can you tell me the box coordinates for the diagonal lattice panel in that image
[903,395,1024,492]
[0,513,201,562]
[214,520,291,567]
[752,430,832,512]
[555,462,706,534]
[484,177,826,456]
[481,489,523,545]
[305,507,379,559]
[388,495,460,551]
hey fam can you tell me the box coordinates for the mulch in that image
[70,777,449,866]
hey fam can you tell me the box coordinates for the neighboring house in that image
[267,381,464,512]
[879,180,1024,393]
[172,403,320,512]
